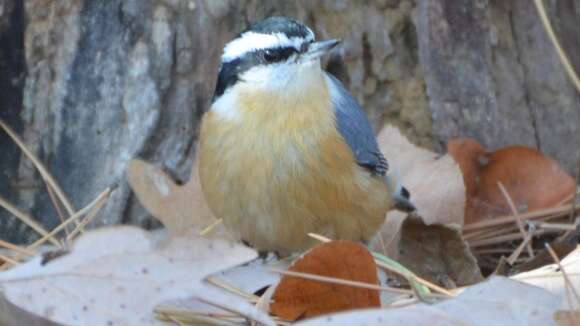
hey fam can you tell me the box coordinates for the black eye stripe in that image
[213,46,300,101]
[258,46,297,63]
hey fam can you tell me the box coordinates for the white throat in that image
[212,60,325,121]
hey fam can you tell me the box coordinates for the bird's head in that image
[212,16,340,102]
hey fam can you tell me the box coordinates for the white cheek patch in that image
[222,30,314,62]
[211,90,239,121]
[239,65,272,84]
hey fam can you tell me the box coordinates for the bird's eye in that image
[263,50,280,63]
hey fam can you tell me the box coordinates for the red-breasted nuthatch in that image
[199,16,414,255]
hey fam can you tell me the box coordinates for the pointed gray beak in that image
[302,39,340,60]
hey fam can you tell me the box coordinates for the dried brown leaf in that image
[397,217,483,288]
[271,241,380,321]
[448,139,575,225]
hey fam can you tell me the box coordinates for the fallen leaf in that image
[0,226,273,325]
[512,248,580,310]
[371,126,477,287]
[271,241,380,321]
[297,277,561,326]
[447,139,575,225]
[397,216,483,288]
[378,126,466,226]
[126,158,230,239]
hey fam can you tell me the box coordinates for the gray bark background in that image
[0,0,578,243]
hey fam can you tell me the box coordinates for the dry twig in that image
[497,182,534,257]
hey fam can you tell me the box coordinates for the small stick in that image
[271,268,413,295]
[556,192,575,206]
[385,297,419,308]
[251,284,276,326]
[497,182,534,257]
[156,311,240,326]
[469,229,547,248]
[0,239,35,256]
[506,232,534,265]
[46,184,70,239]
[545,244,580,308]
[308,233,454,298]
[155,306,241,319]
[0,254,19,266]
[26,187,112,251]
[465,225,516,241]
[474,248,517,255]
[167,316,187,326]
[196,296,270,326]
[464,202,579,232]
[205,276,260,302]
[308,232,331,243]
[463,228,496,240]
[556,216,580,243]
[492,256,508,276]
[411,276,454,298]
[66,187,113,242]
[200,218,223,236]
[0,195,60,247]
[535,222,577,232]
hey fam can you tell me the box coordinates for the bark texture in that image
[418,0,580,167]
[0,0,578,242]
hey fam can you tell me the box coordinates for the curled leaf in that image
[448,139,575,225]
[271,241,380,321]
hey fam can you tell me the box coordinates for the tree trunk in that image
[0,0,577,243]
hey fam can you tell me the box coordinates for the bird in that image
[199,16,414,256]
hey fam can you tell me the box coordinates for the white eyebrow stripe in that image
[221,30,315,62]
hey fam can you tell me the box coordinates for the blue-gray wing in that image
[326,73,388,176]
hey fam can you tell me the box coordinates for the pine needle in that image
[66,186,113,242]
[0,239,34,256]
[0,195,60,247]
[205,276,260,302]
[270,268,413,295]
[497,182,534,257]
[307,233,452,300]
[545,244,580,307]
[27,187,113,251]
[200,219,223,236]
[0,119,77,223]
